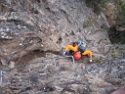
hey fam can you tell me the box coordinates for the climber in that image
[63,40,93,62]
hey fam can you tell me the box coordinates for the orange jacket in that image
[65,44,92,58]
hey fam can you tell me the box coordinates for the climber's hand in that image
[62,51,66,56]
[89,59,92,63]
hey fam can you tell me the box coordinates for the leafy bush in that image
[85,0,108,14]
[115,0,125,25]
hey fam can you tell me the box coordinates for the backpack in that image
[78,41,87,53]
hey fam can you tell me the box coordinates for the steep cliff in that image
[0,0,114,66]
[2,54,125,94]
[0,0,125,94]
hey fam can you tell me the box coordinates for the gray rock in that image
[0,0,125,94]
[1,53,125,94]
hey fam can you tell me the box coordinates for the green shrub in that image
[85,0,108,14]
[115,0,125,25]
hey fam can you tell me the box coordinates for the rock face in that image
[104,3,117,26]
[104,2,125,44]
[2,54,125,94]
[0,0,125,94]
[0,0,116,67]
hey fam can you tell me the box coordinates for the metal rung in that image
[42,55,75,65]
